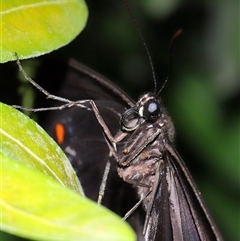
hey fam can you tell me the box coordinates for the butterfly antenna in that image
[123,0,158,94]
[157,29,182,97]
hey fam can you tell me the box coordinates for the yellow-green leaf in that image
[1,153,135,241]
[0,102,83,194]
[0,0,88,63]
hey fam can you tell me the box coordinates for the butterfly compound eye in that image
[138,93,161,121]
[142,99,160,121]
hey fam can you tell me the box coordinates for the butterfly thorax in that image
[116,92,175,204]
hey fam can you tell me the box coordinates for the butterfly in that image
[33,58,223,241]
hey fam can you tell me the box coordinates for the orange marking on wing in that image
[55,123,65,144]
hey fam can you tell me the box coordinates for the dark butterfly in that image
[37,58,223,241]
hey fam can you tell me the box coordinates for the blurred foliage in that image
[1,0,239,240]
[0,0,88,62]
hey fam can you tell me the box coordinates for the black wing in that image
[60,59,135,107]
[145,147,223,241]
[42,59,145,240]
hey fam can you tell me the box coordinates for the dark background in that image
[1,0,239,240]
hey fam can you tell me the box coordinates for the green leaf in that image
[0,102,83,194]
[1,153,135,241]
[0,0,88,63]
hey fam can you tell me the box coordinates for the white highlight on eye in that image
[148,102,157,113]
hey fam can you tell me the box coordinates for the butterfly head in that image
[120,92,161,132]
[137,92,161,121]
